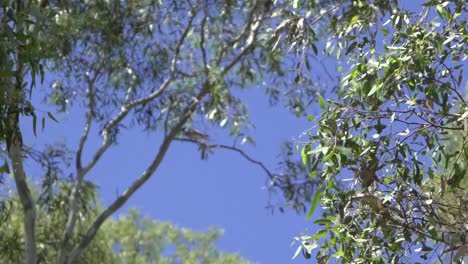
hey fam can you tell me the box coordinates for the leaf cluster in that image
[294,0,468,262]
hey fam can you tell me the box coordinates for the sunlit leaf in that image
[306,190,321,219]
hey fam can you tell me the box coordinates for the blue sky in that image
[22,86,319,263]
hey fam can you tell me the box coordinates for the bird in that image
[183,128,208,141]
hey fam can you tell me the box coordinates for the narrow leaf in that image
[318,95,325,109]
[367,84,381,96]
[307,190,321,219]
[336,146,352,156]
[32,114,37,137]
[47,112,58,123]
[312,230,327,240]
[292,245,302,259]
[310,146,329,154]
[313,218,332,225]
[301,144,311,165]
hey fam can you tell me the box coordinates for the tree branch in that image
[57,11,199,263]
[200,1,209,75]
[57,67,100,263]
[76,8,199,184]
[66,82,211,263]
[174,138,276,180]
[65,3,268,260]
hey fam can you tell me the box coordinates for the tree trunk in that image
[7,121,37,264]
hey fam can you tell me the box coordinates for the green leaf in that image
[294,74,300,83]
[47,112,58,123]
[334,247,345,258]
[306,190,321,219]
[367,84,381,96]
[311,44,318,56]
[354,238,368,243]
[413,159,422,186]
[318,95,325,109]
[336,146,352,157]
[309,171,317,179]
[305,58,311,71]
[293,0,301,9]
[322,151,334,162]
[312,230,327,240]
[302,144,311,165]
[311,146,329,154]
[436,4,449,21]
[220,117,228,127]
[0,161,10,174]
[349,15,359,26]
[241,136,255,145]
[32,114,37,137]
[313,218,332,225]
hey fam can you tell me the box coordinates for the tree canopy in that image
[292,0,468,263]
[0,185,249,264]
[2,0,467,263]
[1,0,324,262]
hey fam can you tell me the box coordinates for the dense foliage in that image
[0,185,248,264]
[291,0,468,263]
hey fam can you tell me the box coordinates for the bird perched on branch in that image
[183,128,209,141]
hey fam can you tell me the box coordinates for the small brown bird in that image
[183,128,209,141]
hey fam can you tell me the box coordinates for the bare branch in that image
[77,8,200,182]
[175,138,276,179]
[200,1,209,75]
[128,10,197,108]
[163,98,175,136]
[58,12,199,262]
[221,5,265,76]
[75,69,100,172]
[123,79,136,106]
[57,67,100,263]
[66,82,211,263]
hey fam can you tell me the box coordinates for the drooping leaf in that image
[306,190,321,220]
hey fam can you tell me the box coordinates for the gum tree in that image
[293,0,468,263]
[0,186,249,264]
[1,0,336,262]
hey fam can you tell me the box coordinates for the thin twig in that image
[200,1,209,75]
[76,9,199,185]
[174,137,276,179]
